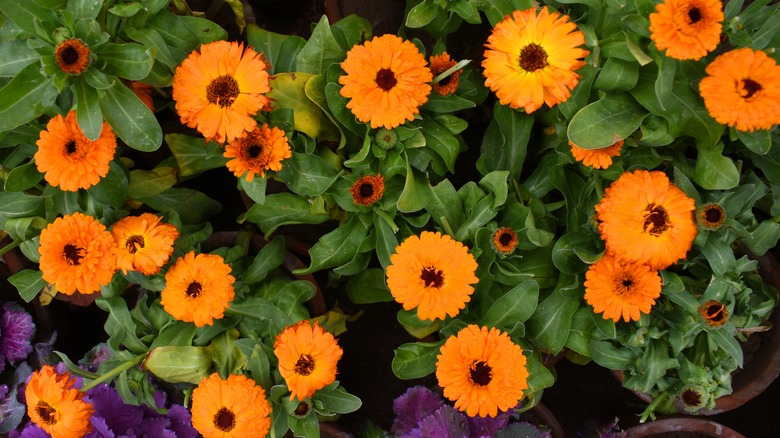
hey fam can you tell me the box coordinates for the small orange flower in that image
[54,38,91,75]
[698,300,728,327]
[570,140,623,169]
[491,227,518,255]
[697,202,726,230]
[584,253,662,322]
[34,111,117,191]
[649,0,723,61]
[274,320,343,401]
[111,213,179,275]
[191,373,272,438]
[350,174,385,206]
[38,212,117,295]
[224,124,291,181]
[25,365,93,437]
[429,52,462,96]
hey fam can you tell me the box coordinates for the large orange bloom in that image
[38,212,117,295]
[386,231,479,321]
[436,324,528,418]
[584,253,662,322]
[274,320,343,401]
[111,213,179,275]
[160,251,235,327]
[34,111,117,191]
[173,41,271,144]
[482,7,588,113]
[224,123,291,181]
[25,365,93,437]
[698,48,780,132]
[595,170,697,270]
[339,34,432,129]
[649,0,723,60]
[191,373,272,438]
[570,140,623,169]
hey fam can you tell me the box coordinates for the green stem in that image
[0,239,22,258]
[432,59,471,84]
[81,354,146,392]
[639,392,667,423]
[440,216,455,237]
[374,208,399,233]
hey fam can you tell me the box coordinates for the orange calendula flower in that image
[482,7,588,113]
[34,111,117,192]
[386,231,479,321]
[160,252,235,327]
[649,0,723,61]
[224,123,291,182]
[191,373,272,438]
[54,38,91,75]
[173,40,271,144]
[436,324,528,418]
[569,140,623,169]
[38,212,117,296]
[698,300,728,327]
[339,34,433,129]
[697,202,726,230]
[584,253,662,322]
[126,81,155,112]
[274,320,343,401]
[111,213,179,275]
[350,174,384,206]
[25,365,93,437]
[429,52,462,96]
[595,169,697,270]
[699,48,780,132]
[491,227,518,255]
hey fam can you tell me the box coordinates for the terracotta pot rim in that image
[625,417,746,438]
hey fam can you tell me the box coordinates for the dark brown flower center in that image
[207,75,240,108]
[681,388,702,407]
[498,231,513,247]
[295,401,311,417]
[643,204,670,236]
[63,243,84,266]
[61,47,79,65]
[186,281,202,298]
[470,361,492,386]
[375,68,397,92]
[213,407,236,432]
[55,39,90,75]
[688,7,702,23]
[740,79,762,99]
[248,143,264,159]
[359,182,374,198]
[65,141,78,155]
[420,267,444,288]
[519,43,549,72]
[704,206,724,224]
[126,235,145,254]
[294,354,315,376]
[36,401,57,425]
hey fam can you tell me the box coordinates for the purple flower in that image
[416,405,470,438]
[391,386,445,435]
[466,408,513,438]
[163,405,198,438]
[9,423,49,438]
[0,303,35,367]
[0,384,27,434]
[79,343,112,373]
[86,384,144,435]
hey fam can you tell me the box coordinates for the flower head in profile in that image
[339,34,432,129]
[595,169,697,270]
[570,140,624,169]
[436,325,528,418]
[429,52,462,96]
[584,253,662,322]
[698,300,728,327]
[274,320,343,401]
[38,212,117,295]
[111,213,179,275]
[224,124,291,182]
[160,252,235,327]
[490,227,518,255]
[649,0,723,60]
[34,111,117,191]
[698,48,780,132]
[386,231,479,321]
[191,373,271,438]
[697,202,726,230]
[0,303,36,370]
[173,41,271,144]
[351,174,385,206]
[482,7,588,113]
[54,38,91,75]
[25,365,93,438]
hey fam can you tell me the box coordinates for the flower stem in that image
[639,392,667,423]
[81,353,146,392]
[0,239,22,258]
[374,208,399,233]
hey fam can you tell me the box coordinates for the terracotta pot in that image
[625,417,745,438]
[531,402,566,438]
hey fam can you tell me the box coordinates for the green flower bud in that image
[51,27,73,45]
[375,127,398,149]
[143,346,212,384]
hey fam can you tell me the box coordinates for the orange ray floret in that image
[111,213,179,275]
[54,38,91,75]
[584,253,662,322]
[224,123,292,182]
[350,174,385,206]
[699,48,780,132]
[429,52,462,96]
[191,373,272,438]
[34,111,117,192]
[569,140,623,169]
[38,212,117,295]
[160,251,235,327]
[173,41,271,144]
[386,231,479,321]
[649,0,723,61]
[436,324,528,418]
[482,7,588,113]
[274,320,343,401]
[25,365,93,438]
[339,34,432,129]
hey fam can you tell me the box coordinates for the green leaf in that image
[0,40,40,77]
[165,133,228,177]
[420,119,459,173]
[373,212,399,270]
[127,166,177,199]
[589,340,635,370]
[567,92,645,149]
[73,76,104,140]
[229,296,292,329]
[295,15,345,75]
[242,236,286,284]
[391,341,444,379]
[526,278,581,353]
[277,152,339,196]
[694,142,739,190]
[4,161,44,192]
[295,216,369,275]
[240,193,330,237]
[99,80,162,151]
[0,0,60,36]
[210,329,247,377]
[108,2,145,17]
[0,192,45,228]
[246,24,305,75]
[68,0,101,19]
[146,9,200,56]
[742,220,780,256]
[313,385,362,414]
[406,0,440,28]
[480,280,539,329]
[0,63,57,132]
[426,178,465,233]
[592,58,639,91]
[737,129,772,155]
[476,103,533,180]
[751,9,780,50]
[95,43,154,81]
[179,15,228,44]
[397,157,430,213]
[96,296,148,354]
[421,93,476,113]
[123,26,178,69]
[346,269,393,304]
[87,161,127,208]
[137,187,221,224]
[248,344,272,391]
[8,269,45,302]
[565,307,595,356]
[268,73,338,140]
[707,327,743,367]
[239,173,266,205]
